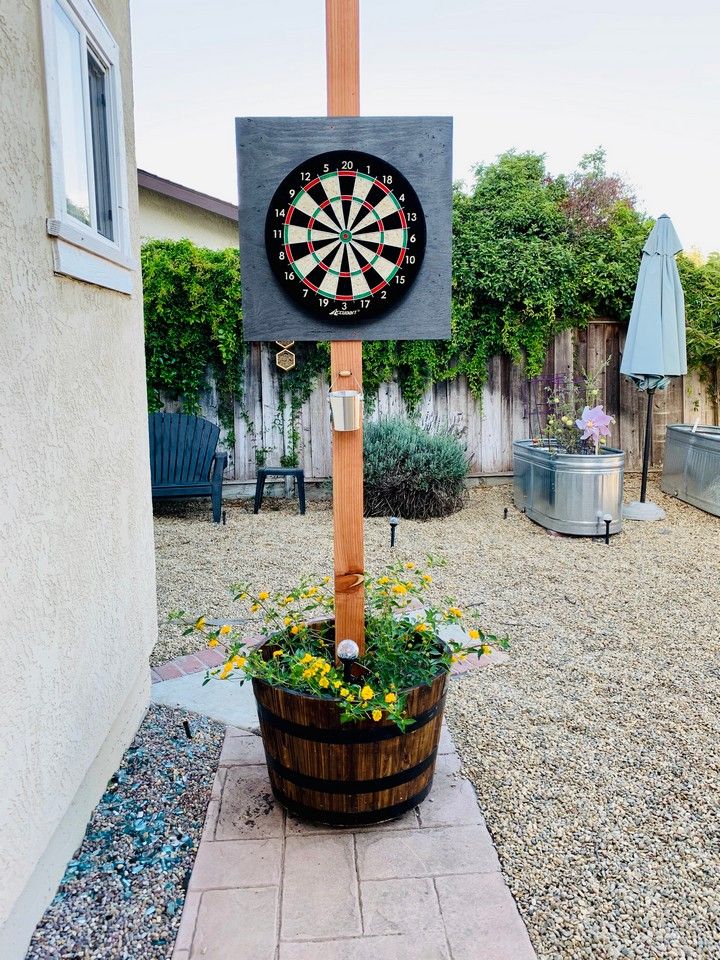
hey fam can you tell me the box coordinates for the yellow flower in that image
[250,604,260,613]
[468,628,480,640]
[283,616,292,627]
[392,584,407,595]
[332,680,341,689]
[481,644,492,656]
[302,668,312,678]
[360,685,374,700]
[306,586,317,596]
[378,576,390,585]
[321,662,331,674]
[319,677,330,688]
[233,655,247,668]
[291,625,300,635]
[301,653,313,664]
[219,662,233,679]
[273,650,283,658]
[258,591,269,601]
[447,607,462,618]
[405,562,415,569]
[414,622,428,632]
[339,687,349,697]
[384,692,397,704]
[219,624,232,636]
[346,695,356,703]
[194,616,206,631]
[208,638,220,648]
[372,709,383,721]
[422,574,432,583]
[323,576,331,584]
[285,596,294,604]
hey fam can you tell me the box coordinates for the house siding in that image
[139,186,238,250]
[0,1,157,956]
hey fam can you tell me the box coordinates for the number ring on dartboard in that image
[264,150,427,322]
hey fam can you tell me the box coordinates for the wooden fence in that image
[164,320,719,483]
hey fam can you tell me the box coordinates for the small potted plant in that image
[191,560,501,825]
[514,363,625,535]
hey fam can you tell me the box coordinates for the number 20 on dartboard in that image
[264,150,427,321]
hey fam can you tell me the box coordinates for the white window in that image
[41,0,134,293]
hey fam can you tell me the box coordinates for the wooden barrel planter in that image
[252,665,448,826]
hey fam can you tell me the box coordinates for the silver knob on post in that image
[337,639,360,682]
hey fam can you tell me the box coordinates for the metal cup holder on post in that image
[329,370,363,432]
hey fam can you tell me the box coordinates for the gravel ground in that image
[26,705,223,960]
[152,479,720,959]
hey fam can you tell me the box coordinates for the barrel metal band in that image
[255,695,445,744]
[271,781,434,826]
[265,749,437,795]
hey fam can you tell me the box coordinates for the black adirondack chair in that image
[149,413,227,522]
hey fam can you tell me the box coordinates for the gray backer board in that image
[236,116,452,342]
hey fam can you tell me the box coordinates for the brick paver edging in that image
[151,644,503,684]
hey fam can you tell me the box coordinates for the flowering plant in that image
[180,559,504,731]
[532,360,616,454]
[576,404,614,453]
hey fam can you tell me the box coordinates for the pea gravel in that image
[26,705,224,960]
[152,480,720,959]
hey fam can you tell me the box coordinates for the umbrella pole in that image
[639,387,656,503]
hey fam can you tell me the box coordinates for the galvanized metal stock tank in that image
[513,440,625,536]
[661,424,720,517]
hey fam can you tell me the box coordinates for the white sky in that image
[130,0,720,254]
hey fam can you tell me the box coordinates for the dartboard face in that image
[264,150,426,322]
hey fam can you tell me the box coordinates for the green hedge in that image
[142,151,719,420]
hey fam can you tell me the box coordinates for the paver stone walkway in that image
[172,721,537,960]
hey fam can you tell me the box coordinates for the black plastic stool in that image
[253,468,306,515]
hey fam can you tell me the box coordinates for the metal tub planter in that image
[513,440,624,536]
[661,424,720,517]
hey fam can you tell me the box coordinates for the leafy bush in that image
[142,239,244,435]
[363,419,469,519]
[679,252,720,397]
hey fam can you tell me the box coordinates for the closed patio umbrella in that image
[621,214,687,520]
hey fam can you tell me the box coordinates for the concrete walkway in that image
[171,722,537,960]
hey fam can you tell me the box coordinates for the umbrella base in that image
[623,500,667,521]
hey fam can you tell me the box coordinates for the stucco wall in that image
[139,187,238,249]
[0,1,157,954]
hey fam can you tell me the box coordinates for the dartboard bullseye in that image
[264,150,426,322]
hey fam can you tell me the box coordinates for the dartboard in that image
[265,150,426,322]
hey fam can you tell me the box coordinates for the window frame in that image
[40,0,134,293]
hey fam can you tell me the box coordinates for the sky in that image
[130,0,720,254]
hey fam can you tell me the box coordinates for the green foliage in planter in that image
[679,252,720,397]
[142,239,244,439]
[178,560,505,731]
[363,419,469,520]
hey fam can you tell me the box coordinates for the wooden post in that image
[326,0,365,654]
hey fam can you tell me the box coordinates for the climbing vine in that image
[678,253,720,399]
[141,151,718,426]
[274,343,329,466]
[142,239,244,440]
